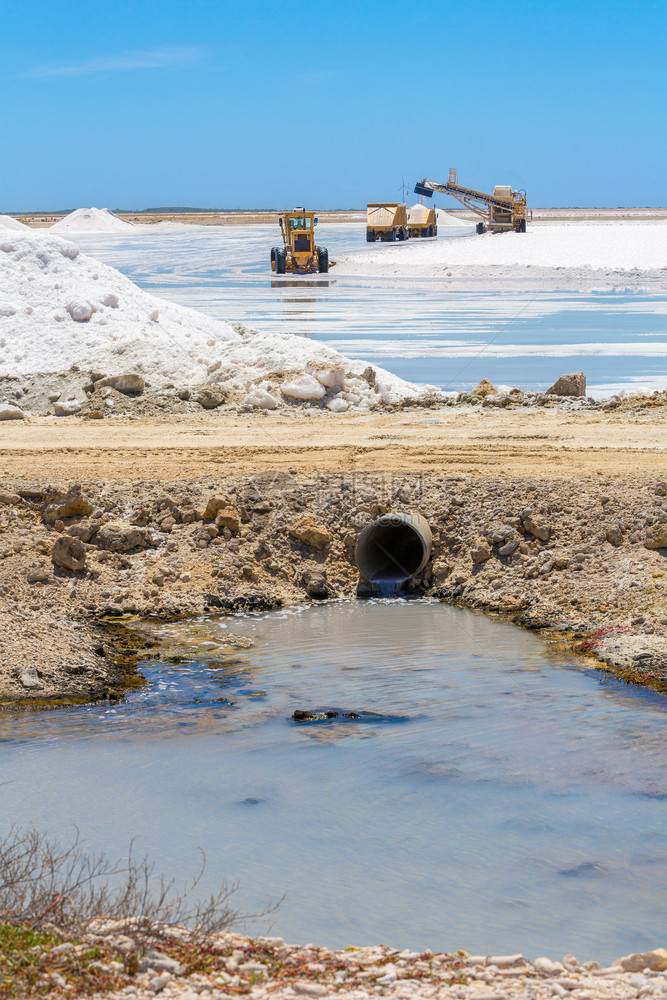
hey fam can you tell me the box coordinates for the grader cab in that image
[270,208,331,274]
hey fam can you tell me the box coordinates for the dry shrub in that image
[0,825,240,938]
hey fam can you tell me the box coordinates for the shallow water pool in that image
[2,600,666,961]
[73,224,667,396]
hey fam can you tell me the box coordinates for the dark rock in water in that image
[292,708,407,724]
[558,861,605,877]
[240,797,264,807]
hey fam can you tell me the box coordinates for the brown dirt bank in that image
[1,434,667,702]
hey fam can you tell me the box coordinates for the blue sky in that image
[2,0,665,210]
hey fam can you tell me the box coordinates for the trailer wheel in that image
[433,226,438,236]
[476,222,485,235]
[275,247,287,275]
[317,247,329,273]
[366,230,375,242]
[519,219,527,233]
[386,230,395,242]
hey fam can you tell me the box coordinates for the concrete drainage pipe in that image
[355,513,432,586]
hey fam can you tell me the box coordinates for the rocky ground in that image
[5,923,667,1000]
[3,367,667,420]
[1,463,667,702]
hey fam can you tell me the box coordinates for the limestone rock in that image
[66,518,99,543]
[0,404,25,420]
[42,489,93,523]
[27,566,51,584]
[19,667,42,690]
[432,560,453,586]
[523,517,552,542]
[0,490,22,505]
[201,495,232,521]
[605,525,623,546]
[280,374,326,403]
[613,948,667,972]
[546,372,586,397]
[95,521,148,552]
[487,954,525,968]
[196,385,228,409]
[471,538,492,564]
[470,378,497,399]
[644,523,667,550]
[533,957,564,977]
[288,518,331,549]
[139,954,183,975]
[483,392,511,408]
[491,525,516,545]
[215,508,241,534]
[97,374,145,395]
[53,399,82,416]
[292,983,328,997]
[52,535,86,571]
[498,538,519,556]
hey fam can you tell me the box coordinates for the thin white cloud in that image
[22,46,205,78]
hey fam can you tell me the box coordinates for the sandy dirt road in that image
[1,407,666,481]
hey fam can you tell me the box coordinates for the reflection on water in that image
[271,280,333,289]
[1,600,667,961]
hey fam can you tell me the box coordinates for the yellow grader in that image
[270,208,332,274]
[415,169,531,233]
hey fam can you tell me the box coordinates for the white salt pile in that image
[50,207,135,234]
[408,203,431,224]
[339,221,667,283]
[0,231,441,411]
[436,208,471,227]
[0,214,30,231]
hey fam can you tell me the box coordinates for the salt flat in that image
[337,221,667,289]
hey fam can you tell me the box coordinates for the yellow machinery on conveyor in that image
[414,169,531,233]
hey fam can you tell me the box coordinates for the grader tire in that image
[317,247,329,273]
[275,247,287,274]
